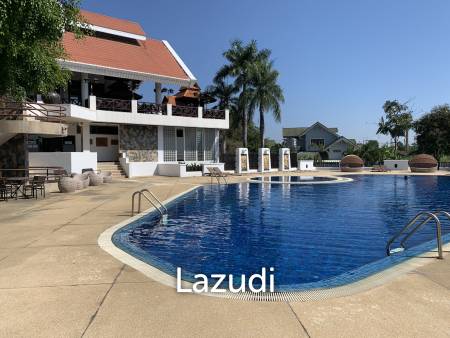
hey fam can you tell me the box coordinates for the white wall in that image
[298,160,316,171]
[384,160,409,170]
[29,152,97,174]
[64,103,229,130]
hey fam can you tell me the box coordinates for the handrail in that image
[131,189,167,216]
[399,210,450,251]
[0,99,66,122]
[386,211,445,259]
[141,189,168,214]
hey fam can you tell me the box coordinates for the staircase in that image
[97,161,127,178]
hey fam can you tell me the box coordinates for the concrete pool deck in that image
[0,171,449,337]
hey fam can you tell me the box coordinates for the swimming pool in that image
[112,175,450,291]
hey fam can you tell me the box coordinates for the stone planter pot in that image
[58,177,77,193]
[102,171,113,183]
[88,172,103,186]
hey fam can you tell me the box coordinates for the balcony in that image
[62,96,229,129]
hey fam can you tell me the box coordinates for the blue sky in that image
[82,0,450,143]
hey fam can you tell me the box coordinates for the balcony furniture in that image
[58,177,77,193]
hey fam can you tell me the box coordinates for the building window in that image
[310,138,325,147]
[96,137,108,147]
[204,129,215,161]
[163,127,176,161]
[185,128,197,161]
[196,129,204,161]
[111,139,118,146]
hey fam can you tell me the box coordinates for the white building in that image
[27,10,229,177]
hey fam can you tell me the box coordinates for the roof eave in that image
[57,59,192,86]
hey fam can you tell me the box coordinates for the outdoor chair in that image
[207,167,228,185]
[0,179,11,201]
[24,176,46,199]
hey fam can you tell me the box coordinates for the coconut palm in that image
[205,78,238,154]
[214,39,270,147]
[248,60,284,148]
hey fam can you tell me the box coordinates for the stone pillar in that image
[258,148,271,172]
[235,148,249,174]
[81,73,89,107]
[81,123,90,152]
[279,148,291,171]
[155,82,162,104]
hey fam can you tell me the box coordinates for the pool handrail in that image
[131,189,167,216]
[386,211,444,259]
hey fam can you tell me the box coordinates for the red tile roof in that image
[62,32,191,81]
[80,9,145,36]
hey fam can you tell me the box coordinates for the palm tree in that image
[248,60,284,148]
[205,79,238,154]
[214,39,270,147]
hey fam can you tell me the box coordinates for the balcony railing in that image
[172,105,199,117]
[203,108,226,119]
[96,97,131,112]
[137,102,166,115]
[0,100,65,122]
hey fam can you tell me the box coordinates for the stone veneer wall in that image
[119,125,158,162]
[0,134,28,176]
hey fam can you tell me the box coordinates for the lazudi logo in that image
[176,267,275,293]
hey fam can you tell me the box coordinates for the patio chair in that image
[0,179,11,201]
[24,176,46,198]
[207,167,228,185]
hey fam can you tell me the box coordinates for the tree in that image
[205,78,238,155]
[377,100,413,157]
[0,0,86,99]
[214,39,270,147]
[413,104,450,164]
[248,59,284,148]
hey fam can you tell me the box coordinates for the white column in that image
[214,129,220,163]
[131,99,138,114]
[81,73,89,107]
[155,82,162,104]
[157,126,164,162]
[82,122,90,152]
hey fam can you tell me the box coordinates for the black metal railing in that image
[172,105,198,117]
[203,109,225,119]
[0,100,65,122]
[96,97,131,112]
[137,102,166,115]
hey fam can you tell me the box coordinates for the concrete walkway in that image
[0,173,449,337]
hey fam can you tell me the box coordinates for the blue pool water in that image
[113,175,450,290]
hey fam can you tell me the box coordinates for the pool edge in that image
[98,183,450,302]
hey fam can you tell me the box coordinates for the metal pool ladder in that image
[131,189,168,217]
[386,210,450,259]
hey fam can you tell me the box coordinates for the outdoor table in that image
[3,177,30,199]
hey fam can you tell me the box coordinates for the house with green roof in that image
[282,122,356,160]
